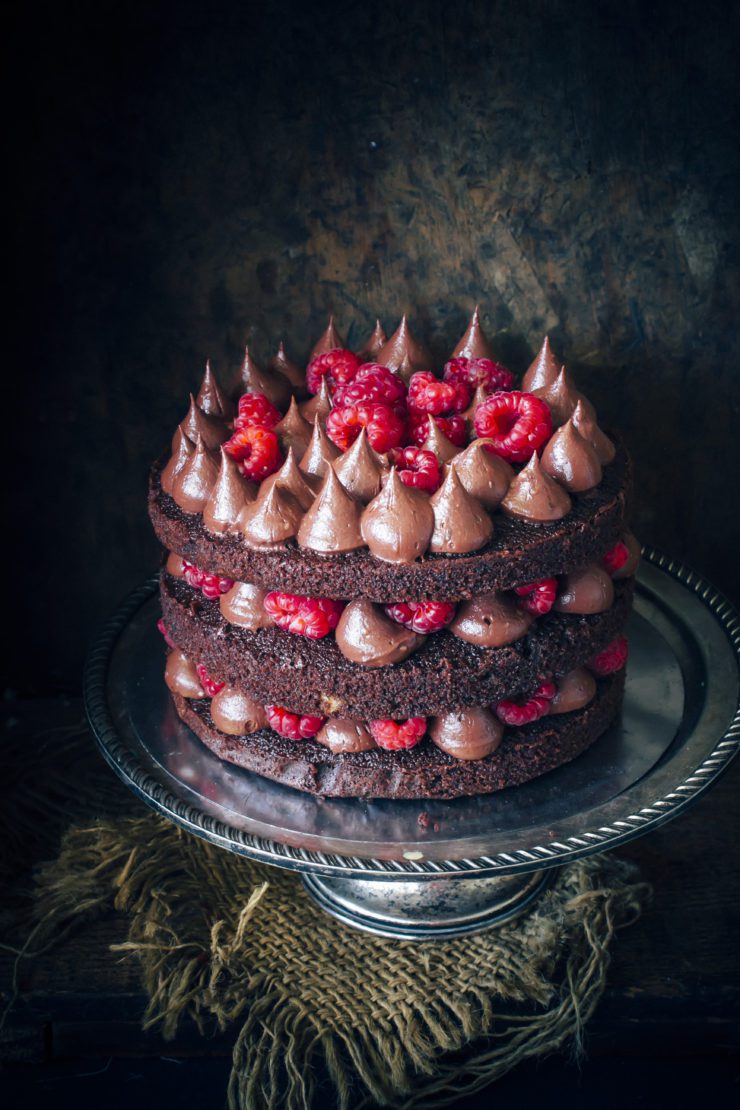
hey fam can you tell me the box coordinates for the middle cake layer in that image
[161,572,633,718]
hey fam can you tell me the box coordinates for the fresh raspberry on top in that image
[407,371,471,415]
[443,356,515,393]
[333,364,407,407]
[602,540,630,575]
[514,577,558,615]
[408,412,468,448]
[195,663,225,697]
[263,592,345,639]
[266,705,326,740]
[234,392,282,431]
[181,561,235,599]
[157,618,175,648]
[384,600,456,634]
[495,680,556,726]
[306,348,361,394]
[588,635,629,676]
[369,717,427,750]
[390,446,443,493]
[224,425,283,480]
[326,401,407,453]
[473,391,552,463]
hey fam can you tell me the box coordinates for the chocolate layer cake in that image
[149,311,638,799]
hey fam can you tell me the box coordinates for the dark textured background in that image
[7,0,740,692]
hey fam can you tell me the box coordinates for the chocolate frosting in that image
[361,467,434,563]
[501,454,572,522]
[309,315,344,359]
[450,306,495,360]
[203,448,256,533]
[259,447,318,510]
[297,467,365,553]
[299,375,333,424]
[463,384,489,432]
[376,315,431,381]
[275,397,313,458]
[540,418,602,492]
[357,319,387,362]
[522,336,562,392]
[219,581,273,630]
[165,552,185,577]
[449,592,533,647]
[172,436,219,514]
[550,667,597,715]
[269,341,306,394]
[335,599,425,666]
[571,400,616,464]
[612,531,641,579]
[452,439,514,509]
[238,346,291,409]
[196,360,235,420]
[554,564,615,614]
[333,427,385,502]
[430,707,504,761]
[429,466,493,554]
[165,650,204,698]
[177,394,229,452]
[316,718,378,753]
[236,482,303,548]
[210,686,268,735]
[161,427,195,495]
[299,417,341,479]
[534,367,596,427]
[421,415,461,463]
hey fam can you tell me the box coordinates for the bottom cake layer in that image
[171,669,625,799]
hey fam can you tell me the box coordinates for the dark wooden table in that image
[1,697,738,1107]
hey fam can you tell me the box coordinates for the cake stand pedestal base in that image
[301,868,557,939]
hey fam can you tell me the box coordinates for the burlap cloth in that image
[1,720,650,1108]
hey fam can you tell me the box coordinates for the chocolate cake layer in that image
[162,572,633,718]
[171,670,624,799]
[149,444,631,602]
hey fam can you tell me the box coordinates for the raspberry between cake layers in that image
[148,310,638,799]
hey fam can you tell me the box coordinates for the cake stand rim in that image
[83,547,740,879]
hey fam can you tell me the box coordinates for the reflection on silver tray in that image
[85,549,740,878]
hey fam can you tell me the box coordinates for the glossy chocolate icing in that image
[540,418,603,492]
[333,427,385,502]
[448,592,533,647]
[316,718,378,753]
[450,305,494,360]
[549,667,597,714]
[299,416,341,479]
[236,482,303,548]
[452,439,514,509]
[309,315,344,359]
[335,599,425,666]
[571,400,616,465]
[275,397,313,458]
[172,436,219,513]
[269,341,306,394]
[430,707,504,760]
[522,336,562,392]
[299,375,333,424]
[361,467,434,563]
[376,315,431,381]
[357,319,387,362]
[165,650,204,698]
[219,581,273,630]
[237,346,291,409]
[421,415,461,463]
[501,454,572,522]
[165,552,185,576]
[534,367,596,427]
[196,360,235,420]
[177,394,229,452]
[211,686,268,735]
[429,466,493,554]
[463,384,489,432]
[297,467,365,553]
[259,447,318,511]
[554,564,615,614]
[161,427,195,495]
[203,448,256,533]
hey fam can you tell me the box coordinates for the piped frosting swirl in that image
[450,306,494,360]
[203,448,257,533]
[335,599,425,666]
[297,468,365,553]
[429,467,493,554]
[361,467,434,563]
[540,418,602,492]
[172,436,219,513]
[501,454,572,522]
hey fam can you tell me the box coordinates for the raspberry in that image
[444,356,515,393]
[407,371,471,415]
[473,391,552,463]
[408,413,468,448]
[384,600,456,634]
[326,401,407,453]
[263,592,345,639]
[369,717,427,750]
[495,680,557,726]
[333,364,407,407]
[602,540,630,575]
[306,348,361,394]
[514,577,558,615]
[224,425,283,481]
[234,392,282,431]
[157,618,175,648]
[390,447,443,493]
[195,663,225,697]
[181,560,235,599]
[588,635,629,676]
[266,705,326,740]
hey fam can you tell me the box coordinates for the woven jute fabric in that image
[2,723,650,1108]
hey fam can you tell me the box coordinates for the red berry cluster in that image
[182,560,234,599]
[384,600,456,634]
[306,348,361,394]
[224,425,283,481]
[474,391,552,463]
[444,356,514,393]
[369,717,427,750]
[495,680,557,726]
[263,592,345,639]
[195,663,225,697]
[408,413,468,448]
[514,577,558,615]
[588,635,629,675]
[326,399,407,453]
[390,447,443,493]
[333,364,407,407]
[407,371,471,415]
[234,392,281,431]
[266,705,326,740]
[602,541,629,575]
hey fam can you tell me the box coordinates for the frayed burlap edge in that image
[11,812,650,1109]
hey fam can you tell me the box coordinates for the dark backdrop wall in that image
[7,0,740,692]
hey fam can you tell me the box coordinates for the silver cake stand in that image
[84,549,740,940]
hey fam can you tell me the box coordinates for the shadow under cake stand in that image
[84,549,740,940]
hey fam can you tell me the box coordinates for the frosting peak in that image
[203,447,257,532]
[269,341,306,395]
[275,397,313,458]
[357,319,387,361]
[172,435,219,513]
[534,366,595,427]
[360,467,434,563]
[501,453,572,522]
[450,306,494,360]
[463,383,489,431]
[197,360,235,420]
[177,393,229,452]
[238,346,291,409]
[299,375,333,425]
[333,427,385,502]
[237,482,302,549]
[260,447,318,510]
[335,599,425,666]
[310,315,344,360]
[429,466,493,553]
[299,416,341,479]
[297,467,365,553]
[376,315,431,381]
[421,415,461,463]
[522,336,562,392]
[161,426,195,495]
[571,400,616,464]
[452,439,514,508]
[540,418,602,492]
